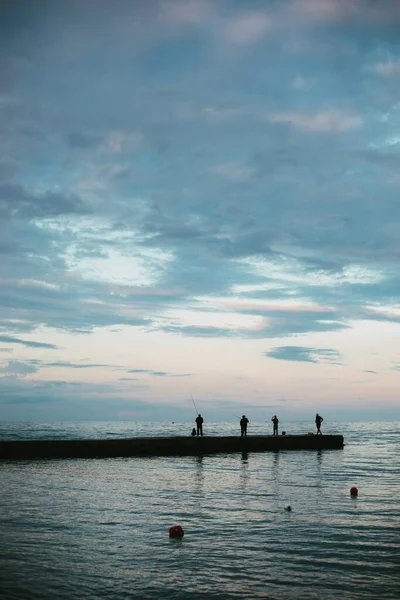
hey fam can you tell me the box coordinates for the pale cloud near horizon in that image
[1,0,400,421]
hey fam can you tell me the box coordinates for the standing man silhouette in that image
[315,413,323,435]
[271,415,279,435]
[195,413,204,436]
[240,415,249,436]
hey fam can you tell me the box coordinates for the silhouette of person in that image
[240,415,249,436]
[191,427,196,436]
[195,414,204,436]
[315,413,323,435]
[271,415,279,435]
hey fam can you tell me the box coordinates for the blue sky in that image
[1,0,400,422]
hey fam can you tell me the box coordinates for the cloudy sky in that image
[1,0,400,422]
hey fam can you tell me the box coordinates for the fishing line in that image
[191,395,199,415]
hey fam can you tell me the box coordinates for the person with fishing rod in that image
[271,415,279,435]
[192,397,204,436]
[195,413,204,436]
[240,415,249,436]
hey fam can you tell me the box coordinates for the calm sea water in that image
[0,421,399,600]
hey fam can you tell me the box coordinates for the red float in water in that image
[169,525,184,538]
[350,486,358,496]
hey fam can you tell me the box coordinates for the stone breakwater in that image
[0,434,344,460]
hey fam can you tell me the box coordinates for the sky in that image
[1,0,400,422]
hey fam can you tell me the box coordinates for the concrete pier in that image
[0,434,343,460]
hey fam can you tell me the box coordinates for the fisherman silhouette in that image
[271,415,279,435]
[315,413,323,435]
[240,415,249,436]
[195,414,204,436]
[191,427,196,436]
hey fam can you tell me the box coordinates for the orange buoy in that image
[350,486,358,497]
[169,525,184,538]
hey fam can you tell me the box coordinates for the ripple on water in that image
[0,422,399,599]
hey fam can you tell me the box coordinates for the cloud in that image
[269,110,363,133]
[0,360,38,376]
[160,325,236,338]
[159,0,214,27]
[211,163,255,181]
[292,75,315,91]
[0,335,58,349]
[289,0,400,24]
[0,158,19,181]
[265,346,341,363]
[127,369,192,377]
[374,61,400,78]
[0,373,193,421]
[289,0,354,23]
[0,183,90,220]
[362,369,377,374]
[275,397,302,402]
[1,0,400,420]
[0,276,153,333]
[203,106,243,121]
[33,361,121,369]
[66,132,103,149]
[223,12,272,45]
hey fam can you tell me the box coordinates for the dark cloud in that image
[66,132,103,149]
[0,182,90,219]
[127,369,192,377]
[260,318,348,338]
[0,278,153,333]
[265,346,342,364]
[0,360,38,376]
[0,158,19,181]
[0,335,58,349]
[34,361,122,369]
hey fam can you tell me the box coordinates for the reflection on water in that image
[314,448,323,491]
[194,454,204,490]
[272,450,280,470]
[240,451,249,491]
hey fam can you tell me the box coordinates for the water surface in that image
[1,421,399,599]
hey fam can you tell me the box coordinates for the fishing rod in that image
[191,396,199,415]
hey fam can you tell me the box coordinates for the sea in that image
[0,421,398,600]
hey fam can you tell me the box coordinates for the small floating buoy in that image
[285,505,292,512]
[350,486,358,497]
[169,525,184,538]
